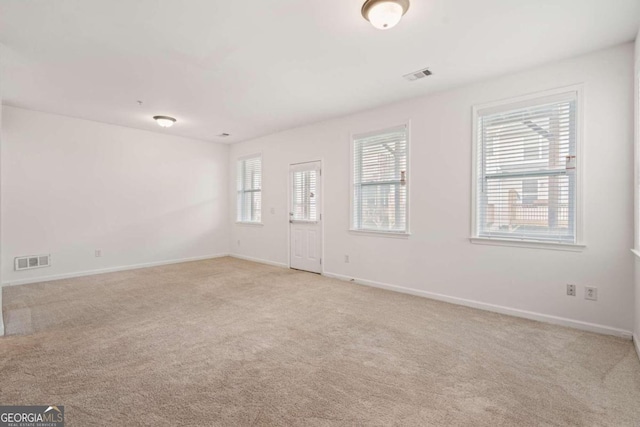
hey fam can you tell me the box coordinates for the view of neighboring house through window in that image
[352,125,408,233]
[237,155,262,223]
[474,90,579,243]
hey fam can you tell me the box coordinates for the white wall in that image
[1,107,229,285]
[229,43,636,336]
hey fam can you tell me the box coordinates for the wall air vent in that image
[403,68,432,82]
[15,254,51,271]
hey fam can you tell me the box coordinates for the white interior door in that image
[290,161,322,273]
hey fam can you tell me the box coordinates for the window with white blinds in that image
[236,155,262,223]
[474,91,580,243]
[352,125,408,233]
[291,169,317,222]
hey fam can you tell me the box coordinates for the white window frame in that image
[236,153,263,225]
[349,122,411,238]
[470,85,585,251]
[633,63,640,257]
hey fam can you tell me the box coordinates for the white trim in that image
[236,152,263,162]
[349,121,411,235]
[634,334,640,362]
[476,91,578,116]
[473,85,583,115]
[635,67,640,252]
[470,237,585,252]
[349,229,411,239]
[631,249,640,259]
[0,289,4,337]
[229,253,288,269]
[235,221,264,227]
[289,161,320,172]
[236,153,263,223]
[470,84,585,248]
[1,253,229,287]
[323,271,632,339]
[287,160,324,274]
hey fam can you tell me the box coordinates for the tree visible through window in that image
[352,126,408,233]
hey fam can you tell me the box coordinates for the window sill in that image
[235,221,264,227]
[349,229,411,239]
[470,237,585,252]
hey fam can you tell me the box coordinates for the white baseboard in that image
[323,271,633,340]
[1,253,230,287]
[229,253,288,269]
[634,334,640,362]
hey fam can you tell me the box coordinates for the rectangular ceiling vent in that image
[403,68,432,82]
[15,254,51,271]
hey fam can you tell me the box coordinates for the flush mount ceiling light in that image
[361,0,410,30]
[153,115,176,128]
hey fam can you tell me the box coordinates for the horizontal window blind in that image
[237,156,262,222]
[292,169,317,221]
[476,93,577,243]
[353,126,408,233]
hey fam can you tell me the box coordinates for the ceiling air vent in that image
[15,254,51,271]
[403,68,432,82]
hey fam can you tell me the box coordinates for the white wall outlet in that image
[270,207,275,214]
[566,284,576,296]
[237,240,241,246]
[95,249,102,257]
[345,255,350,263]
[585,286,598,301]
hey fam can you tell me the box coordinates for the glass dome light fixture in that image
[153,115,177,128]
[361,0,410,30]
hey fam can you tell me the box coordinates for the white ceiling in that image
[1,0,638,143]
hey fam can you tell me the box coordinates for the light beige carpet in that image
[1,257,639,426]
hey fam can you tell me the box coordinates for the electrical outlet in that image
[345,255,350,263]
[585,286,598,301]
[237,240,241,246]
[270,207,275,214]
[566,284,576,296]
[95,249,102,257]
